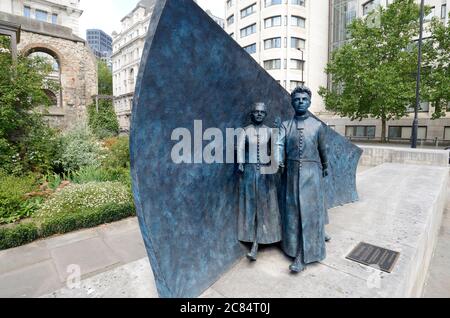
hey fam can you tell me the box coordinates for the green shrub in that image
[0,172,39,224]
[40,202,135,237]
[0,223,39,250]
[69,165,111,184]
[35,181,132,220]
[56,126,103,173]
[102,136,130,169]
[20,122,62,174]
[87,100,119,139]
[69,165,131,187]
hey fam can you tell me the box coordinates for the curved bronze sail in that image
[131,0,362,298]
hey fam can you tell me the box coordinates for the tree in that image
[319,0,426,142]
[0,35,60,174]
[97,60,113,95]
[422,15,450,118]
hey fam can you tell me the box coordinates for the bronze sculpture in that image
[237,103,282,261]
[277,86,329,273]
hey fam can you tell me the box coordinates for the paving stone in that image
[96,218,140,237]
[0,260,62,298]
[44,228,99,250]
[102,228,147,263]
[43,258,157,298]
[0,241,51,275]
[50,237,120,283]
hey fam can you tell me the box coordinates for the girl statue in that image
[237,102,282,261]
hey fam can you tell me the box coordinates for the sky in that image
[79,0,225,39]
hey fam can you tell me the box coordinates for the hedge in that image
[0,203,135,251]
[0,223,39,250]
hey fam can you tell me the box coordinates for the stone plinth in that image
[359,145,449,167]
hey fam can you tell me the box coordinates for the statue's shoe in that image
[246,252,257,262]
[289,262,306,273]
[325,234,332,243]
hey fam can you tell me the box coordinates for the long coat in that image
[237,125,282,244]
[277,114,329,263]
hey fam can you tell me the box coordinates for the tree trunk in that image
[381,117,387,143]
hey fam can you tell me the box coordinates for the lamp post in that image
[412,0,425,149]
[297,47,305,84]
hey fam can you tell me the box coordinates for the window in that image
[444,127,450,140]
[425,6,436,21]
[264,37,281,49]
[345,126,376,138]
[291,0,305,6]
[291,37,306,49]
[227,0,233,9]
[265,0,282,7]
[263,59,281,70]
[389,126,427,140]
[240,24,257,38]
[43,89,58,107]
[52,13,58,24]
[227,15,234,26]
[36,9,48,22]
[290,81,304,91]
[291,16,306,28]
[290,59,304,70]
[241,3,256,19]
[442,4,447,20]
[24,6,31,18]
[362,0,380,16]
[243,43,256,54]
[265,16,282,28]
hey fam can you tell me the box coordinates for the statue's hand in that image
[238,164,245,174]
[278,164,285,175]
[274,117,282,129]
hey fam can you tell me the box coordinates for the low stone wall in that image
[358,145,449,167]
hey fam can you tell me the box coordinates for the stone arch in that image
[20,43,64,66]
[22,44,63,109]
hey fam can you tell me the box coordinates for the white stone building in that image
[0,0,83,36]
[112,0,155,133]
[112,0,226,133]
[224,0,330,114]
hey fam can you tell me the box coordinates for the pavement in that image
[0,165,449,298]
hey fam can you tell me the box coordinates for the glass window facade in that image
[227,15,234,26]
[290,80,304,91]
[291,16,306,28]
[291,37,306,49]
[265,0,282,7]
[389,126,427,140]
[35,9,48,22]
[264,59,281,70]
[240,24,257,37]
[290,59,304,70]
[331,0,357,51]
[24,6,31,18]
[362,0,380,16]
[291,0,306,6]
[243,43,256,54]
[241,3,256,19]
[265,16,282,28]
[264,37,281,49]
[345,126,376,138]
